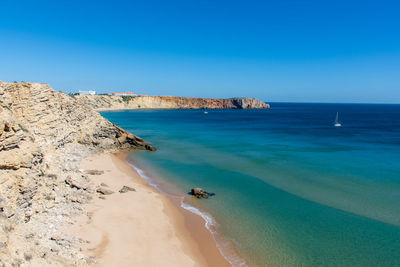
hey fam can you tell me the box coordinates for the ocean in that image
[101,103,400,266]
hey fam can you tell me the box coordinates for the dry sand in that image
[66,152,231,267]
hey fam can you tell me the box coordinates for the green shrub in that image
[122,96,134,103]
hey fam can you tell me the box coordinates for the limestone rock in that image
[96,187,114,195]
[119,186,136,193]
[85,170,104,175]
[65,176,88,190]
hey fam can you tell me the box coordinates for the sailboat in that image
[334,112,342,127]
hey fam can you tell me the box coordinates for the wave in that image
[127,160,247,267]
[180,201,217,232]
[128,163,162,191]
[180,200,248,267]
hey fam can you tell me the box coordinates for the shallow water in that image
[102,103,400,266]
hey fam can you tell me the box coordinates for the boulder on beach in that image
[96,187,114,195]
[85,169,104,175]
[119,186,136,193]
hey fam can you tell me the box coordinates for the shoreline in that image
[126,158,248,267]
[66,151,231,266]
[126,158,247,267]
[94,107,264,112]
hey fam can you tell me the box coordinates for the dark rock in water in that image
[146,144,157,151]
[190,188,214,199]
[96,187,114,195]
[119,186,136,193]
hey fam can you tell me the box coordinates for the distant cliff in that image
[0,81,155,265]
[74,95,270,110]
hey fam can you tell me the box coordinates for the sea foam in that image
[128,161,247,267]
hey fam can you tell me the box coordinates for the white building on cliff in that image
[79,90,96,95]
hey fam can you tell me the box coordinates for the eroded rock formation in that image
[75,95,270,110]
[0,81,155,265]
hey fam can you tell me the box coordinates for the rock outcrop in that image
[0,81,155,265]
[190,188,214,199]
[75,95,270,110]
[119,186,136,193]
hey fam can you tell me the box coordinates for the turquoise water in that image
[101,103,400,266]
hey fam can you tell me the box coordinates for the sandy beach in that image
[66,152,230,267]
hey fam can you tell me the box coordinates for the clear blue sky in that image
[1,0,399,103]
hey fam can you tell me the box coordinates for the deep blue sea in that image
[101,103,400,266]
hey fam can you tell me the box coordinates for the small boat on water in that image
[204,111,208,114]
[334,112,342,127]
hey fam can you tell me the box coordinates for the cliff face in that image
[75,95,270,110]
[0,81,155,265]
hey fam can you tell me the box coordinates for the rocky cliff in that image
[75,95,270,110]
[0,81,155,265]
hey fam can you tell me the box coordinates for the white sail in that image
[334,112,341,127]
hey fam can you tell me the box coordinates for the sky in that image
[0,0,399,103]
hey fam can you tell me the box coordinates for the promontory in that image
[74,94,270,110]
